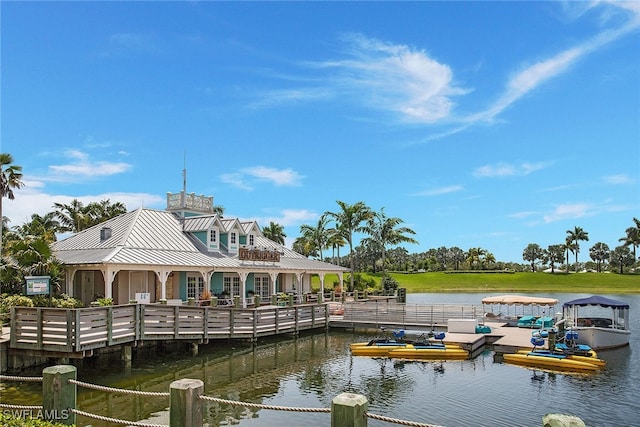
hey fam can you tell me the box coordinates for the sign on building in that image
[25,276,51,295]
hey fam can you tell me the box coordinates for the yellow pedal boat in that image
[517,349,606,368]
[504,350,604,372]
[388,343,469,360]
[350,340,409,357]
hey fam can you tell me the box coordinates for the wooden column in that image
[42,365,77,425]
[331,392,368,427]
[170,378,204,427]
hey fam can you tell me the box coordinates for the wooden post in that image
[170,378,204,427]
[331,392,368,427]
[42,365,76,425]
[318,292,323,304]
[122,346,132,369]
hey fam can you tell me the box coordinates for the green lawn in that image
[314,271,640,294]
[380,271,640,294]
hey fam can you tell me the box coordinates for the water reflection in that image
[1,293,639,427]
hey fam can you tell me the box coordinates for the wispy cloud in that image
[473,161,551,178]
[603,174,634,184]
[48,150,132,179]
[321,33,469,123]
[468,2,640,126]
[414,185,463,196]
[221,166,304,191]
[543,203,593,223]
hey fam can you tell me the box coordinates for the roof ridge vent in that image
[100,226,112,242]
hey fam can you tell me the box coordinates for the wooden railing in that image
[9,304,329,354]
[338,300,481,328]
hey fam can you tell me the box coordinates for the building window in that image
[248,234,254,246]
[187,274,205,300]
[230,232,237,245]
[223,276,241,296]
[254,275,270,299]
[209,229,217,243]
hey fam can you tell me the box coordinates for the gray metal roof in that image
[52,207,348,274]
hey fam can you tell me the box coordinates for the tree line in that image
[522,220,639,274]
[1,153,637,296]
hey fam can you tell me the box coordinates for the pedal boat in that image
[350,339,409,357]
[388,342,469,360]
[516,349,606,368]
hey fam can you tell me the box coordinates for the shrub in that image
[95,297,113,306]
[381,275,399,291]
[0,412,72,426]
[0,294,35,315]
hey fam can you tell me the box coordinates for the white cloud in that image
[221,166,304,190]
[474,161,551,178]
[47,149,132,180]
[466,2,640,125]
[414,185,464,196]
[2,185,164,227]
[543,203,593,223]
[603,174,634,184]
[244,166,303,186]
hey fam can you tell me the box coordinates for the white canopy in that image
[481,295,559,306]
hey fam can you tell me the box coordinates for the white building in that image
[52,189,347,307]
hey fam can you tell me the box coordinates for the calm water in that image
[1,293,638,427]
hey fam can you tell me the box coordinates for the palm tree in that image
[523,243,543,272]
[449,247,465,271]
[362,208,418,275]
[299,214,330,261]
[589,242,610,273]
[466,247,486,270]
[0,153,25,235]
[619,218,640,262]
[326,227,346,265]
[261,221,286,245]
[292,235,317,258]
[566,226,589,272]
[53,199,88,233]
[86,199,127,228]
[325,201,372,292]
[15,213,62,243]
[544,244,565,274]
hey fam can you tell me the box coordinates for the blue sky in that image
[2,1,639,263]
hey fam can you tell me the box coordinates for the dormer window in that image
[249,234,255,246]
[230,232,237,245]
[208,228,218,250]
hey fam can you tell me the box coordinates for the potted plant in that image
[199,289,212,306]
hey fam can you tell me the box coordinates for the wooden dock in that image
[7,303,329,359]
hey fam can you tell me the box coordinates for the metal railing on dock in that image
[333,300,482,329]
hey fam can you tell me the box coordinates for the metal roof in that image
[52,207,348,273]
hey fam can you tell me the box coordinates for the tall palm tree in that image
[0,153,25,235]
[362,208,418,275]
[566,226,589,272]
[261,221,286,245]
[466,247,486,270]
[589,242,610,273]
[325,201,372,292]
[299,214,330,261]
[53,199,89,233]
[326,227,346,265]
[16,213,62,243]
[619,217,640,262]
